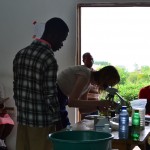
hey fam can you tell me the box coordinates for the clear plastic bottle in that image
[131,109,140,141]
[119,106,129,139]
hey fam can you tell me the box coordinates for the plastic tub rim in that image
[49,130,113,143]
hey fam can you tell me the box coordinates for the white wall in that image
[0,0,149,149]
[0,1,77,149]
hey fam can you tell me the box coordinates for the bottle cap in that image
[122,106,127,108]
[122,106,127,109]
[134,109,139,113]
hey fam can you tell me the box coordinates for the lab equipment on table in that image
[105,87,127,114]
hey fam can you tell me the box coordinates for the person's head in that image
[41,17,69,51]
[92,65,120,91]
[82,52,94,68]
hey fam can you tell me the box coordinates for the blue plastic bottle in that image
[119,106,129,139]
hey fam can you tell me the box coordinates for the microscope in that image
[105,87,127,114]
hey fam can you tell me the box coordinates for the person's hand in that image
[109,101,120,110]
[97,100,119,112]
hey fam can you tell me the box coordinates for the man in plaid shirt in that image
[13,17,69,150]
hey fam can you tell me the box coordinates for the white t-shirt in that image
[57,65,91,97]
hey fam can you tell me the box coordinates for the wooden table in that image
[72,119,150,150]
[112,126,150,150]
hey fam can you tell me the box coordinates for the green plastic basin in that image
[49,130,113,150]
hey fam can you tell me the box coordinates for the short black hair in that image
[82,52,91,60]
[43,17,69,35]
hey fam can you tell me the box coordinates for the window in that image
[76,2,150,120]
[77,2,150,69]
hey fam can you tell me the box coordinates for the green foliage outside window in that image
[117,66,150,102]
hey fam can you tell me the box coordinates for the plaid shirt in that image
[13,39,60,127]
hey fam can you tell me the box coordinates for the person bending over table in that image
[56,65,120,130]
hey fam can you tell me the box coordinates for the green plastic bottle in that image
[131,109,140,141]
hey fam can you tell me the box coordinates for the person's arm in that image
[44,56,59,113]
[69,97,119,114]
[89,84,99,94]
[67,74,118,113]
[68,74,88,103]
[79,89,98,113]
[80,90,89,100]
[68,74,98,109]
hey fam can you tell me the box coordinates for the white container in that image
[130,99,147,130]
